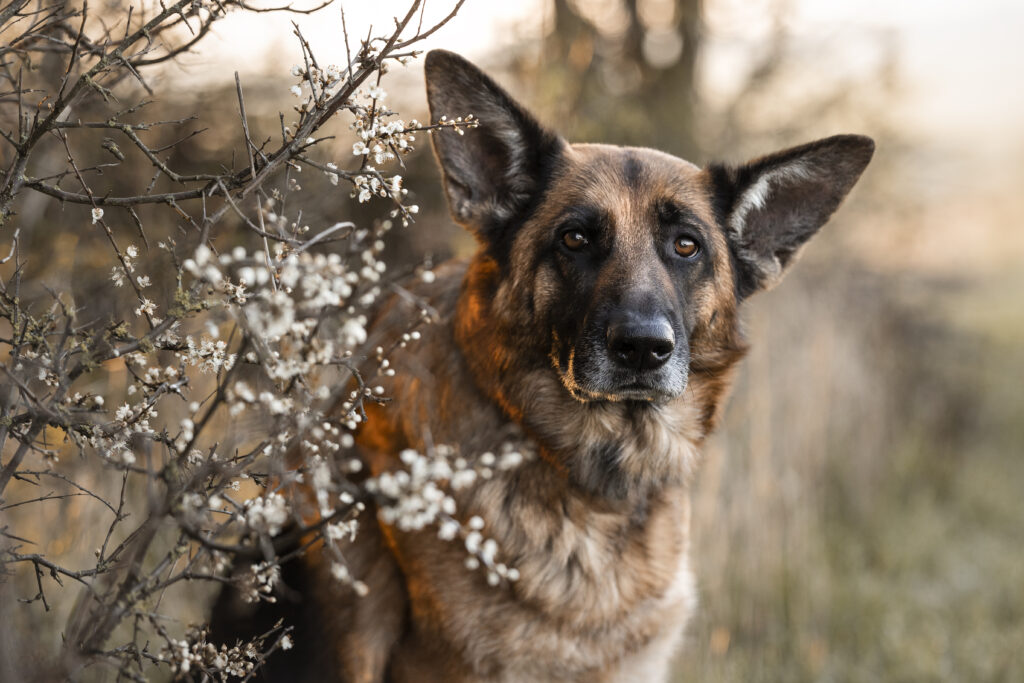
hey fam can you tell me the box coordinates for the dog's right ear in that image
[424,50,564,239]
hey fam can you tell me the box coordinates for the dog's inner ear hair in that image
[424,50,564,240]
[710,134,875,299]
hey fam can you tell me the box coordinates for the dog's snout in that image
[607,319,675,371]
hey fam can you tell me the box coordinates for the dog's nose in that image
[606,319,675,371]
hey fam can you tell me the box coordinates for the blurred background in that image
[4,0,1023,680]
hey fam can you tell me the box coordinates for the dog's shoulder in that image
[366,257,468,349]
[359,257,513,462]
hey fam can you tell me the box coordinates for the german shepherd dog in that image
[213,50,873,682]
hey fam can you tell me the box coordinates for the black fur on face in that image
[425,50,874,406]
[537,152,723,404]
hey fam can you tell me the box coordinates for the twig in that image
[234,71,276,289]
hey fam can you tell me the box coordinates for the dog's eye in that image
[674,236,700,258]
[562,230,589,251]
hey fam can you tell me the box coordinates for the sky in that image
[179,0,1023,153]
[788,0,1024,145]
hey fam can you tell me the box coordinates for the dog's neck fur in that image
[455,253,746,502]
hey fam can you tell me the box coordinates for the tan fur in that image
[210,51,873,683]
[330,148,746,681]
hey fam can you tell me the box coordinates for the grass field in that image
[675,261,1024,682]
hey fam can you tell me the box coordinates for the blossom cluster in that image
[162,626,291,678]
[367,442,531,586]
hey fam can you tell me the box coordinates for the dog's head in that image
[425,50,873,405]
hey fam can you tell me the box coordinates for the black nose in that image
[606,319,675,371]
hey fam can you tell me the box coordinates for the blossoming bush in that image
[0,1,514,679]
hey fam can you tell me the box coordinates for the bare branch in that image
[0,2,474,678]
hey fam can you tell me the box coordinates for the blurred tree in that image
[533,0,703,158]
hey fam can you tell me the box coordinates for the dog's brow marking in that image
[661,201,711,235]
[561,205,609,238]
[622,152,644,187]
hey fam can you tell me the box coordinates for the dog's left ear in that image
[424,50,565,240]
[710,134,874,298]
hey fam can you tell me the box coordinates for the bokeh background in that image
[4,0,1023,680]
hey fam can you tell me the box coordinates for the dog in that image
[211,50,873,682]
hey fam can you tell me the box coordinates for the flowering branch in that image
[0,1,514,680]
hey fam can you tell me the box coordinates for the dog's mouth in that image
[614,382,676,401]
[561,372,687,404]
[551,333,690,404]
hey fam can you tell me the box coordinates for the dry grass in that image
[675,250,1024,682]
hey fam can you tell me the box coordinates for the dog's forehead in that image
[555,143,714,222]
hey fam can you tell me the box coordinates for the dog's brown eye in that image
[674,236,699,258]
[562,230,588,251]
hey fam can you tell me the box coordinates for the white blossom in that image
[244,493,288,536]
[135,298,156,317]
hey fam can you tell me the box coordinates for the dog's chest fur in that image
[384,474,696,681]
[357,262,708,681]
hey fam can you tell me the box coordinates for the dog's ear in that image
[710,134,874,298]
[424,50,564,239]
